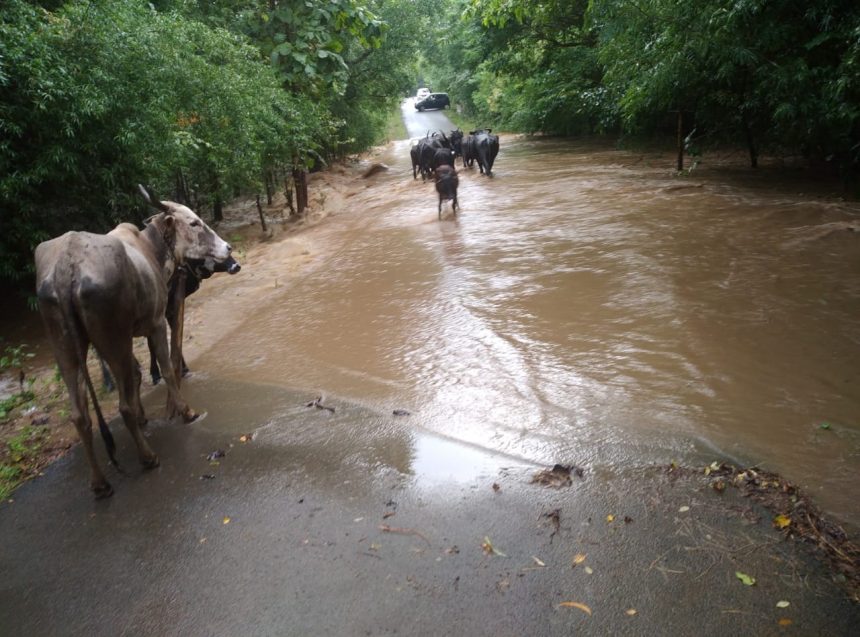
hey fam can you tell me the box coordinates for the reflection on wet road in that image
[198,108,860,526]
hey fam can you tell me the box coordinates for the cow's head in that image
[139,185,232,265]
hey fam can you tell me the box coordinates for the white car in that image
[416,88,431,100]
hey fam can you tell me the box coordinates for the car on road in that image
[416,88,431,100]
[415,92,450,111]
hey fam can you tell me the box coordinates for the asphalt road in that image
[1,376,857,636]
[401,98,457,139]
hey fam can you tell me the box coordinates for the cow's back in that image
[36,230,165,337]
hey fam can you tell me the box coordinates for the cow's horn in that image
[138,184,169,212]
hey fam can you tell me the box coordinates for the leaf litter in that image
[665,461,860,601]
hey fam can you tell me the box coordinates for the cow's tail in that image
[66,296,120,469]
[81,345,120,469]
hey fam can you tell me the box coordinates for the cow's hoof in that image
[183,409,198,424]
[92,481,114,499]
[141,455,160,470]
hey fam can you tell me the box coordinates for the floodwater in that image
[197,114,860,528]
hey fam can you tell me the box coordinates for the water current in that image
[197,110,860,528]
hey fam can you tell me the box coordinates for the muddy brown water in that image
[190,134,860,530]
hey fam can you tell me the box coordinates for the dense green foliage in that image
[2,0,858,291]
[421,0,860,179]
[0,0,422,289]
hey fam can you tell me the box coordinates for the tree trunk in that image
[742,115,758,169]
[174,169,190,205]
[293,168,308,215]
[213,192,223,222]
[265,170,274,205]
[284,173,295,216]
[256,194,267,231]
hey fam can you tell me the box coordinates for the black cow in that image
[415,132,451,181]
[449,129,464,160]
[150,256,241,385]
[470,129,500,176]
[462,131,481,169]
[432,148,456,172]
[434,165,459,219]
[410,144,421,179]
[100,256,241,390]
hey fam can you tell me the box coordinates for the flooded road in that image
[197,103,860,527]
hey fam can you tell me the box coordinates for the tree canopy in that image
[421,0,860,177]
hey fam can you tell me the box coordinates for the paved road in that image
[1,377,857,635]
[401,98,456,139]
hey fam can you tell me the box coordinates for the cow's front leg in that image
[151,320,196,422]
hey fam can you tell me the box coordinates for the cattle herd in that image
[34,130,501,499]
[410,128,500,218]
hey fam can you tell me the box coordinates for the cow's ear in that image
[161,214,176,239]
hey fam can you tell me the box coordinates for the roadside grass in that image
[446,110,482,135]
[380,102,408,143]
[0,422,48,500]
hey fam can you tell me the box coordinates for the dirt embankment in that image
[0,153,385,498]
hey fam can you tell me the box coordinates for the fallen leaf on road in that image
[678,506,690,513]
[606,514,615,523]
[482,536,507,557]
[238,433,255,443]
[223,516,231,525]
[778,618,792,626]
[735,571,756,586]
[392,409,411,416]
[626,609,637,616]
[492,483,501,492]
[558,601,591,615]
[584,566,593,574]
[773,514,791,529]
[532,556,546,567]
[776,600,790,608]
[572,553,587,567]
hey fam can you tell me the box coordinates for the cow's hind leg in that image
[102,341,159,469]
[42,309,112,497]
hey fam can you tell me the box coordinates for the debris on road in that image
[558,601,592,615]
[541,508,561,540]
[481,536,507,557]
[306,396,336,413]
[531,464,583,488]
[379,523,431,546]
